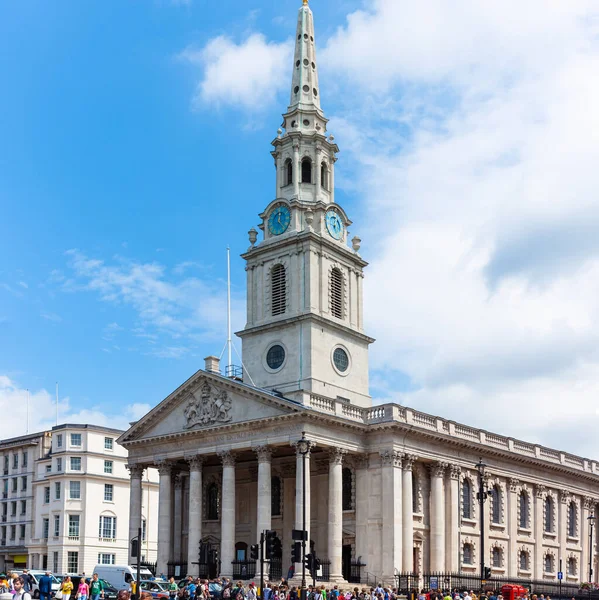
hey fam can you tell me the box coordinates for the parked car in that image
[27,571,61,599]
[100,579,119,600]
[140,581,169,599]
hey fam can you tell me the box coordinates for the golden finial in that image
[302,0,308,5]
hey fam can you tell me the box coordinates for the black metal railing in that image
[269,559,283,581]
[232,560,257,580]
[395,571,590,599]
[348,561,367,584]
[167,561,188,579]
[138,561,157,575]
[316,560,331,582]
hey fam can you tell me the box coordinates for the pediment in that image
[118,370,301,444]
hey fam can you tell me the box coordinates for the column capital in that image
[509,478,520,492]
[328,448,347,465]
[403,454,418,472]
[449,464,461,480]
[430,461,448,478]
[560,489,570,504]
[380,449,403,467]
[254,445,273,464]
[155,460,173,476]
[584,496,597,510]
[291,438,316,458]
[218,450,236,468]
[187,455,205,471]
[535,484,546,498]
[126,464,145,479]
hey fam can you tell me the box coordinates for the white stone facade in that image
[1,424,159,574]
[119,0,599,590]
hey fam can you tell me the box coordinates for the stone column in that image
[402,455,416,572]
[430,461,447,572]
[173,474,183,562]
[582,497,593,584]
[293,438,314,576]
[559,489,569,570]
[315,146,322,198]
[156,461,173,575]
[354,455,369,570]
[255,446,272,580]
[187,456,204,576]
[381,450,403,583]
[445,464,461,572]
[507,479,520,577]
[328,448,346,582]
[127,464,144,563]
[219,451,236,578]
[534,485,546,579]
[293,143,300,198]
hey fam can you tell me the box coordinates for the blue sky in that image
[2,0,599,458]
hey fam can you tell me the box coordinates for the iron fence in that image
[232,560,257,580]
[167,561,188,579]
[348,561,367,584]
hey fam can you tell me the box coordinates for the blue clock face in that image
[325,209,344,240]
[268,204,291,235]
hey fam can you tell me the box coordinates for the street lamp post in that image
[588,513,595,599]
[476,458,489,593]
[297,432,311,600]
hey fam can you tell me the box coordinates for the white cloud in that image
[0,376,150,437]
[180,33,292,110]
[321,0,599,457]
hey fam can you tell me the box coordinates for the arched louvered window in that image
[545,496,554,533]
[271,264,286,316]
[519,551,529,570]
[462,479,472,519]
[285,159,293,186]
[463,543,473,565]
[492,547,502,568]
[519,490,528,528]
[491,485,501,524]
[301,158,312,183]
[342,468,353,510]
[568,556,576,576]
[271,476,281,517]
[330,267,344,319]
[321,162,328,190]
[207,482,219,520]
[568,501,576,537]
[544,554,554,573]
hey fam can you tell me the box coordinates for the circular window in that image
[294,86,299,94]
[304,33,308,40]
[266,345,286,371]
[298,35,301,40]
[303,85,310,92]
[303,119,310,126]
[291,120,296,127]
[296,60,300,67]
[303,58,309,66]
[333,347,349,372]
[313,88,318,97]
[311,62,315,69]
[310,36,314,42]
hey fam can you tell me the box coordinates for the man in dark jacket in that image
[38,572,53,600]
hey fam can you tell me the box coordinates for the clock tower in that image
[237,0,374,407]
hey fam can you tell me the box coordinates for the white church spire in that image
[288,0,322,115]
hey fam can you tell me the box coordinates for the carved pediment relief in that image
[184,380,232,429]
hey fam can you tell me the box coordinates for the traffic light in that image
[265,530,277,560]
[304,552,313,572]
[312,555,321,576]
[131,539,139,558]
[291,542,302,563]
[483,567,491,580]
[250,544,259,560]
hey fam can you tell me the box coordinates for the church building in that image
[118,0,599,588]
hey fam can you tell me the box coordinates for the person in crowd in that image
[77,577,90,600]
[168,577,179,600]
[117,591,131,600]
[13,577,32,600]
[90,573,104,600]
[38,571,53,600]
[61,576,74,600]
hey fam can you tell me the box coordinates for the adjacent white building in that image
[1,424,158,574]
[119,0,599,590]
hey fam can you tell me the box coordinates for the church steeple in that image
[288,0,322,116]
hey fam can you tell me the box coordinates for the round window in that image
[266,345,286,370]
[333,347,349,372]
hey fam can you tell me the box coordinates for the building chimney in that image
[204,355,221,374]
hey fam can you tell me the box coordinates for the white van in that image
[92,566,153,591]
[27,572,61,599]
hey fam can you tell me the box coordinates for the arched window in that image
[568,556,576,576]
[321,162,328,190]
[207,482,219,520]
[462,479,472,519]
[301,158,312,183]
[271,264,286,316]
[285,159,293,186]
[492,547,502,568]
[463,543,473,565]
[544,554,554,573]
[519,551,529,571]
[342,468,353,510]
[271,476,281,517]
[235,541,248,561]
[519,491,528,528]
[568,501,576,537]
[545,496,554,533]
[330,267,344,319]
[491,485,501,524]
